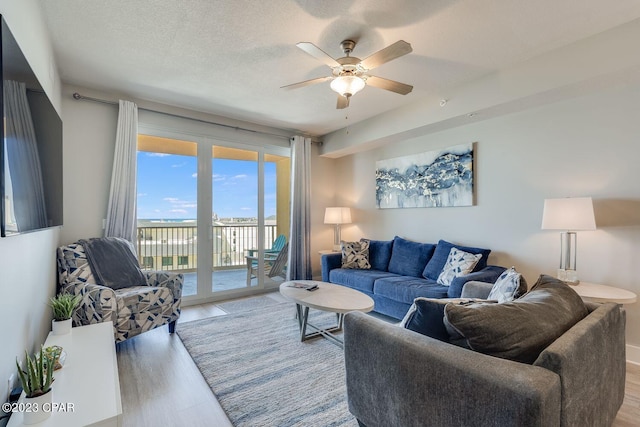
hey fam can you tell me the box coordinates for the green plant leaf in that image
[17,346,55,397]
[49,293,82,321]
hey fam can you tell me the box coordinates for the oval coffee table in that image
[279,280,374,347]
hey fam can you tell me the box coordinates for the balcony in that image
[136,223,279,296]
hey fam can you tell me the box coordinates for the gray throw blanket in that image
[79,237,147,290]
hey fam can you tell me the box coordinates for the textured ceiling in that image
[40,0,640,136]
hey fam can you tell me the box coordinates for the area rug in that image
[177,303,358,427]
[216,294,283,314]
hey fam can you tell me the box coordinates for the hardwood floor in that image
[614,362,640,426]
[116,303,232,427]
[116,295,640,426]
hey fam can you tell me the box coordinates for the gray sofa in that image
[322,236,505,319]
[344,279,626,427]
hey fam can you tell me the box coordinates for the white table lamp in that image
[324,207,352,251]
[541,197,596,284]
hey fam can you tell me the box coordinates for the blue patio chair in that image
[267,234,287,254]
[245,242,289,285]
[247,234,287,257]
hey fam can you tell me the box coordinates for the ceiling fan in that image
[282,39,413,109]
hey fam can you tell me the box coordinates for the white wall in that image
[60,86,118,244]
[321,17,640,158]
[0,0,61,404]
[322,81,640,349]
[309,144,338,273]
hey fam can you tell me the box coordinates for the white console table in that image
[9,322,122,427]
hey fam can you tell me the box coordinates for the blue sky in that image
[137,152,276,219]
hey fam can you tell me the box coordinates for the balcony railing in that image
[136,224,278,271]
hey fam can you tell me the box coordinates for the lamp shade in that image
[324,207,352,224]
[330,76,365,97]
[541,197,596,231]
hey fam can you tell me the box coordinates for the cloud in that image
[163,197,196,209]
[240,207,251,211]
[192,173,198,178]
[234,174,247,179]
[137,192,148,197]
[147,153,170,157]
[169,209,188,214]
[171,162,186,168]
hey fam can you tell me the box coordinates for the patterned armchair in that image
[56,240,183,343]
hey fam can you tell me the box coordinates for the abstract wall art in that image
[375,143,474,209]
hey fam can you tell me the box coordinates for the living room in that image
[1,0,640,426]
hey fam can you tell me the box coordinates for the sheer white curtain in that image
[104,100,138,243]
[2,80,47,231]
[287,135,312,280]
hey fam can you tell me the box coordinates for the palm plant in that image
[49,293,82,321]
[16,347,54,398]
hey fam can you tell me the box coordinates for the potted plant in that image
[42,345,65,370]
[49,293,82,335]
[16,347,55,424]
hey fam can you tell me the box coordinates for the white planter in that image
[23,390,52,425]
[52,318,72,335]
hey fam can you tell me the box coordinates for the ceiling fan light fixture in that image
[288,39,412,109]
[330,75,366,98]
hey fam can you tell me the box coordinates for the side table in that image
[571,282,637,304]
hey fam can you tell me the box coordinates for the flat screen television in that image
[1,16,63,236]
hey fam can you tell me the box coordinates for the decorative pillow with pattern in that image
[341,239,371,269]
[437,247,482,286]
[487,267,528,303]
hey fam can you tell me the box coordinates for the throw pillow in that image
[368,239,394,271]
[436,247,482,286]
[443,274,588,364]
[487,267,528,303]
[400,297,494,342]
[399,298,451,342]
[341,239,371,269]
[387,236,436,277]
[423,240,491,281]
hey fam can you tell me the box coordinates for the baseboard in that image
[627,344,640,365]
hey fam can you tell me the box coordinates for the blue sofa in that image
[321,237,505,320]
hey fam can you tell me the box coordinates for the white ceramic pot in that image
[52,318,72,335]
[23,390,52,425]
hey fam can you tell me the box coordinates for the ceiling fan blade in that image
[281,76,332,90]
[336,95,350,109]
[365,75,413,95]
[360,40,413,70]
[296,42,341,68]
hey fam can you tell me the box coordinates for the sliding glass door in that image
[137,135,199,297]
[211,146,259,292]
[137,132,290,303]
[211,147,291,292]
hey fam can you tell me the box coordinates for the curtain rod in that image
[71,92,313,142]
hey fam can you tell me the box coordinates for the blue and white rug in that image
[177,302,358,427]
